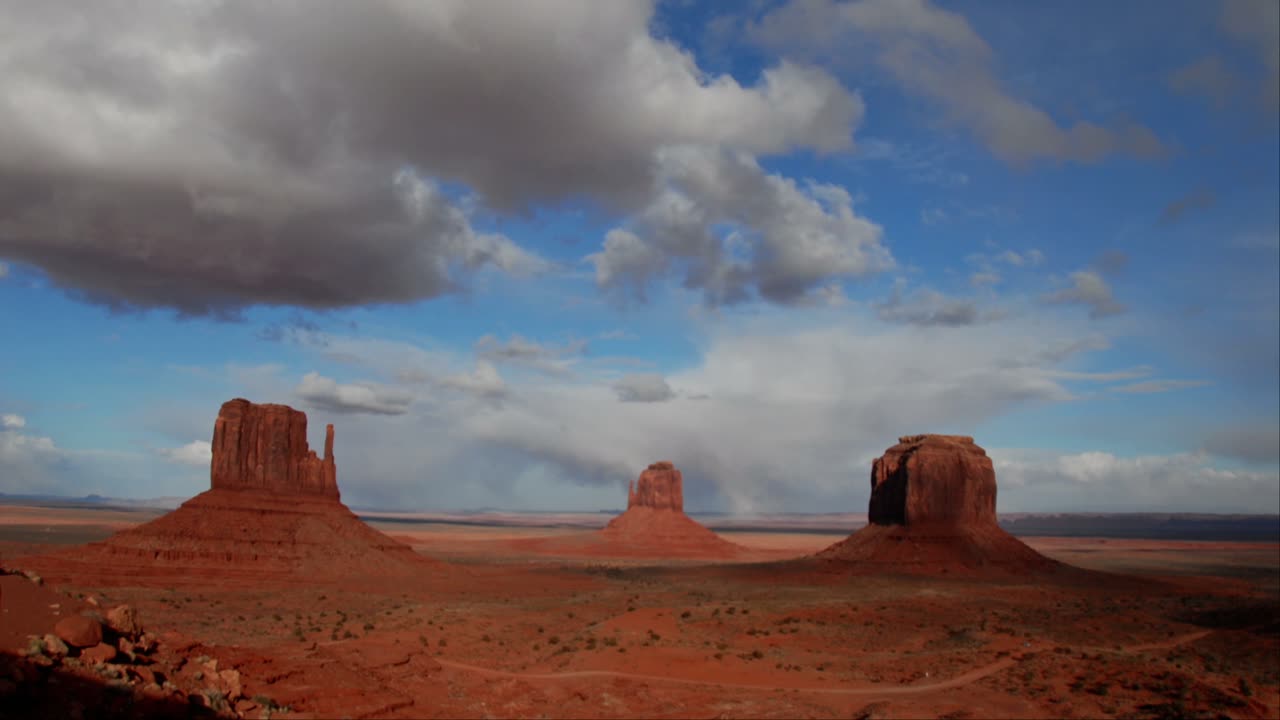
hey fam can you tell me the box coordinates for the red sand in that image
[1,513,1277,719]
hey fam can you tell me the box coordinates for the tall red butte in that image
[598,461,744,559]
[816,435,1056,574]
[30,399,427,581]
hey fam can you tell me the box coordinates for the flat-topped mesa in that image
[210,398,339,499]
[627,461,683,512]
[868,434,995,528]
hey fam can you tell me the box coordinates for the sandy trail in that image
[434,629,1217,697]
[1109,630,1212,653]
[435,655,1021,696]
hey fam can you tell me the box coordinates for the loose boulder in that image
[54,616,103,649]
[105,605,143,639]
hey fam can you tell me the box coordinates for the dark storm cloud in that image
[0,1,862,315]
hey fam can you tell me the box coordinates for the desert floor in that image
[1,506,1278,719]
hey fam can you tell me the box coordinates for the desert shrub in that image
[26,636,48,657]
[548,636,560,645]
[204,689,228,712]
[681,611,691,619]
[253,694,283,711]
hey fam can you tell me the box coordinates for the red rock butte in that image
[211,398,338,498]
[626,461,684,512]
[24,399,429,582]
[598,461,743,559]
[817,435,1056,574]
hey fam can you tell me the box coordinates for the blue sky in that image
[0,0,1276,514]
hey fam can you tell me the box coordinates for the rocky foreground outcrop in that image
[0,570,275,719]
[818,434,1055,574]
[20,399,429,582]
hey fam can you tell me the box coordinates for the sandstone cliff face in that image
[601,461,742,559]
[210,398,338,499]
[627,461,684,512]
[817,434,1055,574]
[25,398,430,580]
[868,434,995,528]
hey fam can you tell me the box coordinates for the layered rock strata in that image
[817,435,1056,574]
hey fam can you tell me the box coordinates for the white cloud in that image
[875,281,998,327]
[997,250,1041,267]
[613,374,676,403]
[9,311,1271,514]
[1042,366,1152,383]
[969,271,1001,287]
[156,440,212,467]
[1108,379,1211,395]
[442,361,507,400]
[1042,270,1125,319]
[994,449,1279,513]
[475,334,587,377]
[1,413,25,430]
[1220,0,1280,113]
[750,0,1166,165]
[0,426,204,499]
[137,314,1116,512]
[451,314,1112,512]
[589,147,892,305]
[295,372,414,416]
